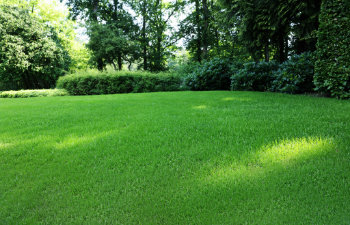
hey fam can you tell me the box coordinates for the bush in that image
[184,58,234,90]
[231,61,280,91]
[314,0,350,99]
[0,89,68,98]
[271,52,315,94]
[56,71,183,95]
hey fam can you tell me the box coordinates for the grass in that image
[0,91,350,224]
[0,89,68,98]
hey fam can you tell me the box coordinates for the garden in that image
[1,0,350,224]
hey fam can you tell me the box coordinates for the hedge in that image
[314,0,350,99]
[56,71,183,95]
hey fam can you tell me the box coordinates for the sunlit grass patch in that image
[257,137,334,165]
[221,96,252,102]
[0,142,13,150]
[192,105,207,109]
[54,130,118,150]
[206,137,335,183]
[0,89,68,98]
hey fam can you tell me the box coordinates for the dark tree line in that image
[65,0,321,70]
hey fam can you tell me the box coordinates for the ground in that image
[1,91,350,224]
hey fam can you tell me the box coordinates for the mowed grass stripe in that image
[0,91,350,224]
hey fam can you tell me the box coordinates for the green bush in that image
[184,58,234,90]
[314,0,350,98]
[56,71,183,95]
[231,61,279,91]
[0,89,68,98]
[271,52,315,94]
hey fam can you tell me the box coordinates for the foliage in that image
[0,0,91,72]
[184,58,234,90]
[219,0,321,62]
[271,52,315,94]
[0,6,70,90]
[56,71,183,95]
[66,0,183,72]
[69,42,92,72]
[87,22,139,71]
[231,61,279,91]
[170,60,200,77]
[314,0,350,99]
[0,89,68,98]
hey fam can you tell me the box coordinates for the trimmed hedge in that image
[314,0,350,98]
[56,71,183,95]
[0,89,68,98]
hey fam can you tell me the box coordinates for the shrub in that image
[0,89,68,98]
[271,52,315,94]
[314,0,350,99]
[231,61,280,91]
[184,58,234,90]
[56,71,183,95]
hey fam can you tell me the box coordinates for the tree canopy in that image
[0,5,70,90]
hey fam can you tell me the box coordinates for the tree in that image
[147,0,183,71]
[0,6,70,90]
[0,0,92,71]
[30,0,91,71]
[179,0,214,62]
[87,23,139,70]
[66,0,141,71]
[217,0,321,62]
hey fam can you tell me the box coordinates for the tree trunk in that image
[142,2,148,70]
[155,26,162,71]
[97,58,104,70]
[111,61,117,70]
[202,0,209,59]
[277,33,285,62]
[195,0,201,62]
[284,36,289,60]
[91,0,99,21]
[117,54,122,70]
[264,41,270,62]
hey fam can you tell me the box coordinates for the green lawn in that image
[1,91,350,224]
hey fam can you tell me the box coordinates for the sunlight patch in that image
[205,137,334,184]
[258,137,334,165]
[55,135,93,149]
[221,97,251,102]
[54,131,116,150]
[193,105,207,109]
[0,142,13,150]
